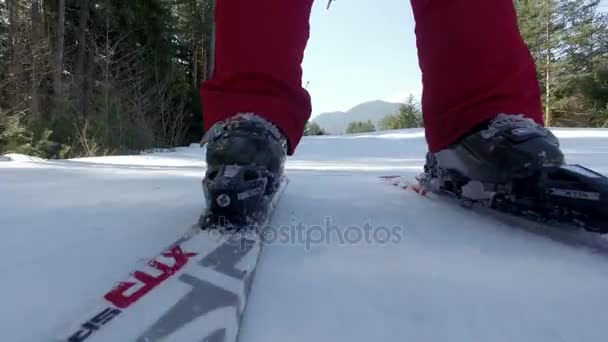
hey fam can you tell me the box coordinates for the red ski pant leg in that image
[410,0,543,153]
[200,0,313,155]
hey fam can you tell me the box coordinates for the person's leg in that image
[200,0,314,155]
[410,0,543,153]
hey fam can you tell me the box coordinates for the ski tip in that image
[408,184,428,196]
[380,175,428,196]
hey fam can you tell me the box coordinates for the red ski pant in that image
[200,0,543,154]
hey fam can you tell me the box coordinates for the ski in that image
[380,174,608,254]
[55,176,289,342]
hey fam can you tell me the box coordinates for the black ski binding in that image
[420,155,608,234]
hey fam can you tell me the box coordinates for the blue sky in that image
[302,0,421,117]
[302,0,608,118]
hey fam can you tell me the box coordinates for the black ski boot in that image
[201,113,287,226]
[420,114,608,233]
[427,114,564,188]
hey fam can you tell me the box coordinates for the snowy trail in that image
[243,171,608,342]
[2,128,608,341]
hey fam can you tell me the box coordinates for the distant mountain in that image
[312,100,402,134]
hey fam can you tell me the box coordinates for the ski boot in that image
[201,113,287,227]
[420,114,608,233]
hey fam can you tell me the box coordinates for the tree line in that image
[305,95,423,136]
[515,0,607,126]
[345,96,423,134]
[0,0,213,158]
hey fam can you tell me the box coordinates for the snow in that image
[551,128,608,139]
[1,153,46,162]
[2,128,608,342]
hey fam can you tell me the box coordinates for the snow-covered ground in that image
[2,128,608,342]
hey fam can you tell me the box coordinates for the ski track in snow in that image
[2,128,608,342]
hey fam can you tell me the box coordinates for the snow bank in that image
[1,153,46,162]
[308,128,425,140]
[551,128,608,139]
[308,127,608,141]
[70,154,204,168]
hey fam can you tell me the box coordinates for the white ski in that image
[55,177,289,342]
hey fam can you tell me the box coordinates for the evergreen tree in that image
[379,95,423,130]
[347,120,376,134]
[0,0,215,158]
[515,0,608,126]
[305,121,326,136]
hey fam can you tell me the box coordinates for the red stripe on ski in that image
[380,175,428,196]
[104,246,197,309]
